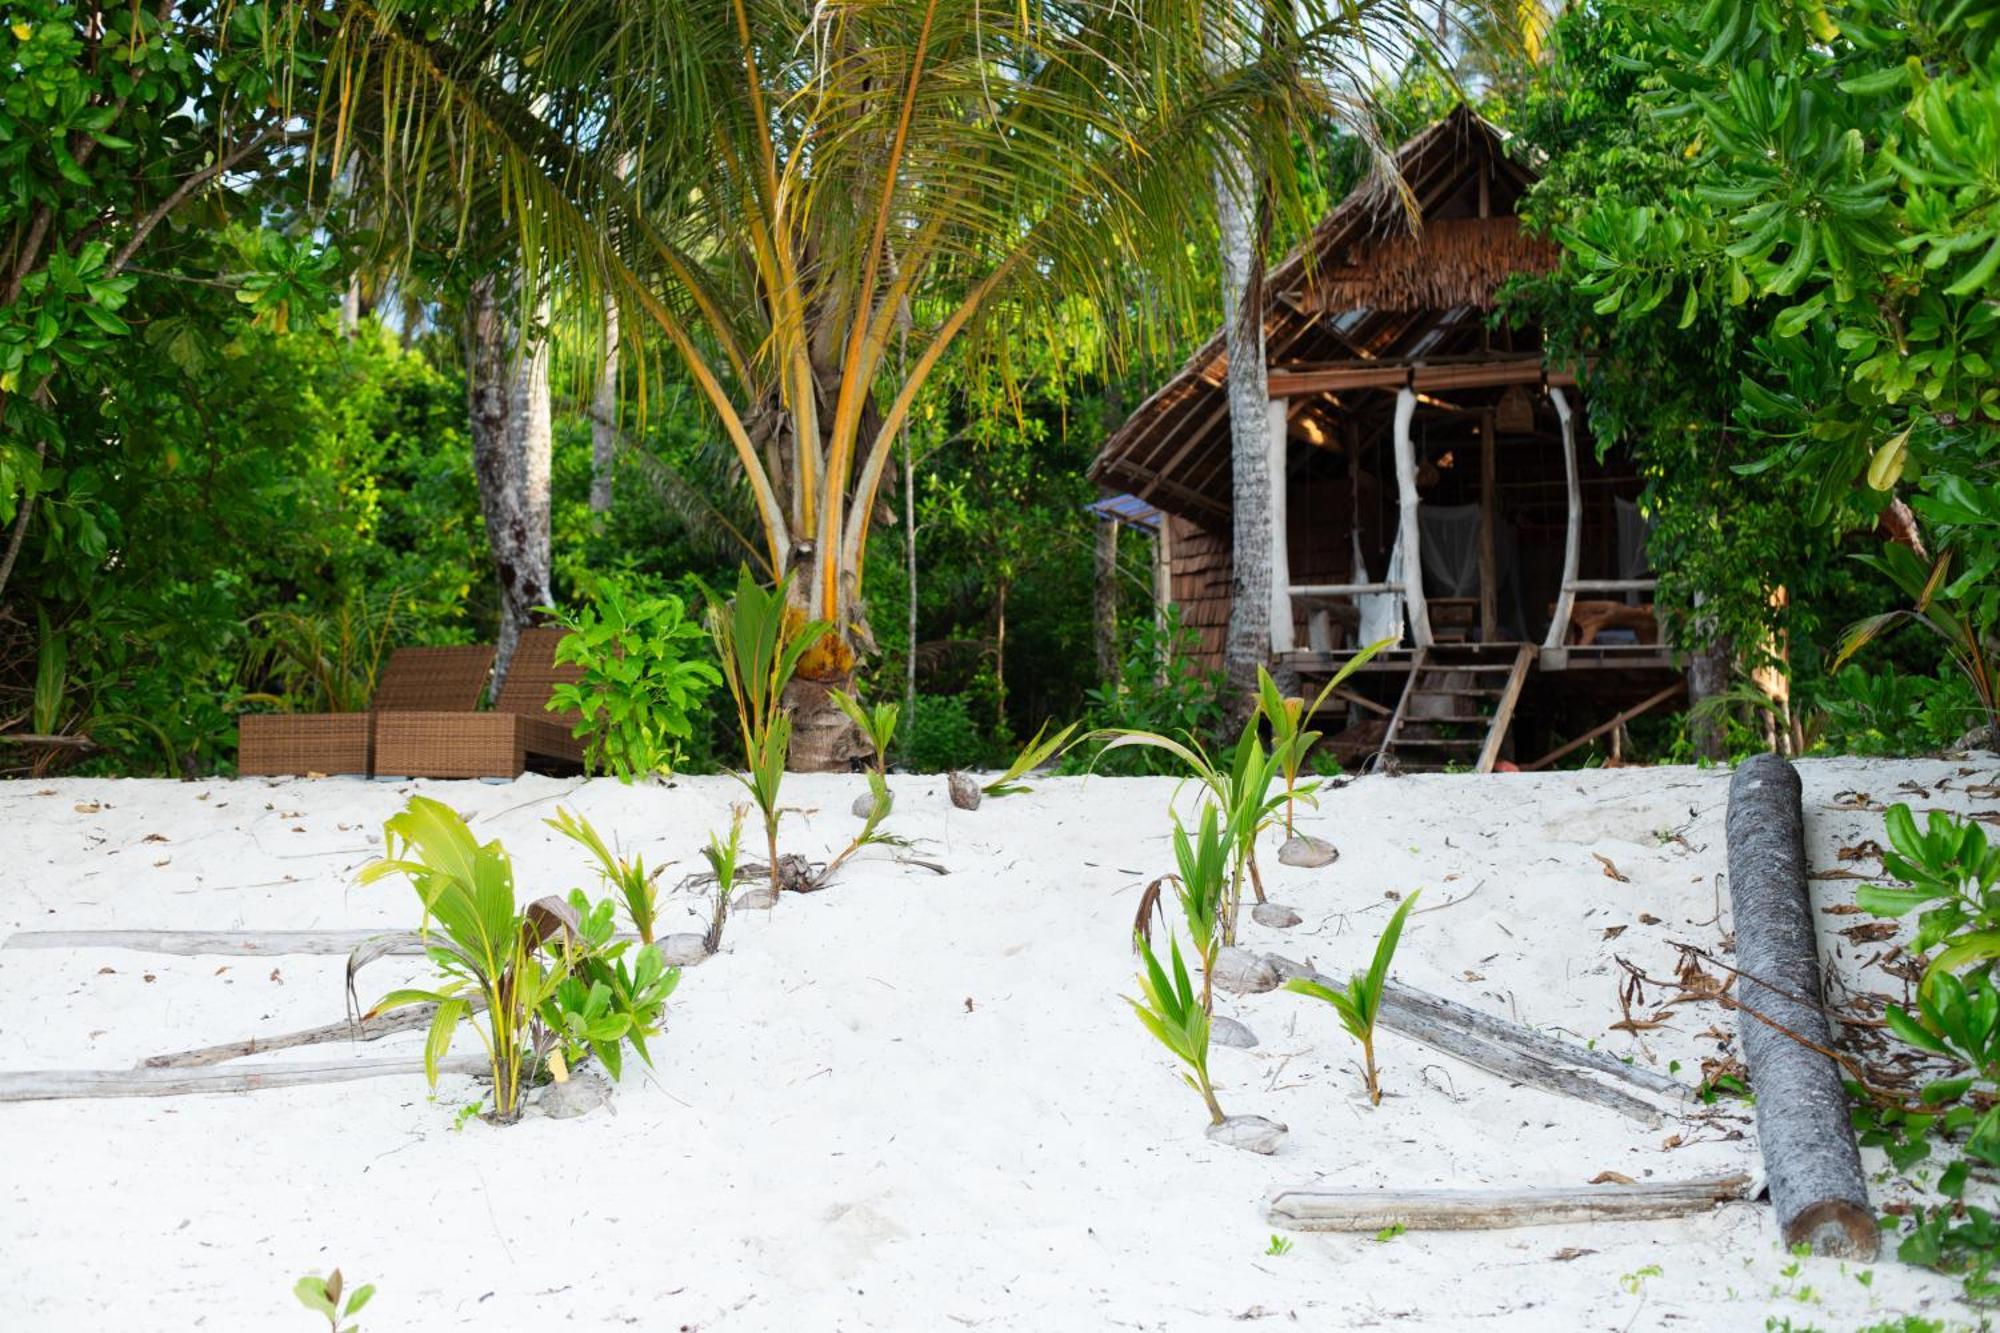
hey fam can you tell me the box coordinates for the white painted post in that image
[1545,386,1582,652]
[1269,397,1295,654]
[1392,386,1431,647]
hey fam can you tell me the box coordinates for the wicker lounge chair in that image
[237,645,497,777]
[370,627,585,779]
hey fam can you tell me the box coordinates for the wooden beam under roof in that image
[1269,359,1581,399]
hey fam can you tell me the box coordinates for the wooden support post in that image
[1392,386,1431,647]
[1269,396,1295,654]
[1726,754,1879,1258]
[1544,386,1581,650]
[1479,408,1499,642]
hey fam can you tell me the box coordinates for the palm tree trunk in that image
[467,272,554,698]
[589,292,619,514]
[1095,517,1121,691]
[1216,154,1272,704]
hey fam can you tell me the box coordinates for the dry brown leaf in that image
[1602,925,1628,941]
[141,832,169,843]
[1550,1247,1597,1262]
[1588,1171,1636,1186]
[1837,840,1884,862]
[1638,913,1662,925]
[1594,854,1630,883]
[1841,922,1899,944]
[1821,903,1866,915]
[1462,970,1485,982]
[1809,868,1867,881]
[1661,1134,1683,1150]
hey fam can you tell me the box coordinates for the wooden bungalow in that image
[1090,108,1682,772]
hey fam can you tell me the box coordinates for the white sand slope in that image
[0,760,1988,1330]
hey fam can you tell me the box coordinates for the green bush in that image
[547,575,722,781]
[900,692,993,772]
[1073,609,1227,775]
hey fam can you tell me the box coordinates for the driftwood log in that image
[1264,953,1689,1127]
[1266,1173,1751,1232]
[139,1002,482,1069]
[0,1055,486,1103]
[1726,753,1878,1259]
[3,927,713,966]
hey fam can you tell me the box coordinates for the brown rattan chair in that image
[370,627,585,779]
[237,645,497,777]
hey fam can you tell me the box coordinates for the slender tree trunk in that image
[904,415,919,758]
[1687,598,1731,763]
[1216,155,1272,704]
[1095,516,1121,691]
[589,292,619,514]
[467,273,553,698]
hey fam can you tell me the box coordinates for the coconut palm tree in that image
[317,0,1436,761]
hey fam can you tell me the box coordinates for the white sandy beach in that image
[0,759,1990,1330]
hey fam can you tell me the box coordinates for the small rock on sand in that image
[1278,835,1338,868]
[1251,902,1302,929]
[948,772,982,810]
[1210,947,1281,994]
[1205,1114,1287,1154]
[1211,1015,1259,1048]
[733,883,779,912]
[540,1070,612,1120]
[654,933,711,966]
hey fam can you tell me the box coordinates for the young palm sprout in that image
[830,688,900,778]
[983,720,1080,797]
[1128,932,1225,1126]
[1285,891,1420,1105]
[1142,804,1230,1013]
[1257,641,1393,838]
[547,807,662,944]
[702,807,746,954]
[1094,722,1284,945]
[821,771,903,882]
[705,566,829,908]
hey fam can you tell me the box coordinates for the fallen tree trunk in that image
[1264,953,1689,1127]
[1726,753,1878,1259]
[139,1002,482,1069]
[1266,1173,1751,1232]
[0,1055,486,1103]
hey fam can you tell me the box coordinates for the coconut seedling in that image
[983,719,1080,797]
[1137,803,1230,1013]
[705,566,829,908]
[702,806,746,954]
[1127,931,1225,1126]
[1256,640,1391,839]
[542,889,680,1083]
[1285,890,1420,1105]
[1094,719,1288,944]
[820,770,906,884]
[547,807,664,944]
[831,688,900,778]
[356,796,588,1122]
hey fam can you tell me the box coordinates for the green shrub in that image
[900,692,992,771]
[548,576,721,781]
[1075,609,1227,775]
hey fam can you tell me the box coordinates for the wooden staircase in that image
[1376,644,1535,774]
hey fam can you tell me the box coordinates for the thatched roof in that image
[1091,107,1558,525]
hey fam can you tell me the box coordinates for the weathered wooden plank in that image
[1266,1174,1751,1232]
[1727,753,1878,1259]
[1265,953,1688,1126]
[139,1003,475,1069]
[0,1056,487,1103]
[4,928,713,965]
